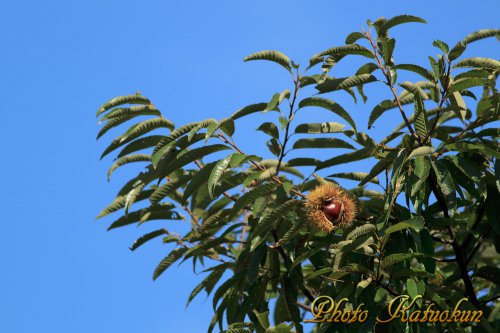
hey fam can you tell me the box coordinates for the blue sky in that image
[1,1,498,332]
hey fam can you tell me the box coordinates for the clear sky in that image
[1,1,498,332]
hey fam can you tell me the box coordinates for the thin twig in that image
[363,27,420,144]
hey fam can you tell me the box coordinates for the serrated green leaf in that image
[462,29,500,44]
[382,15,426,31]
[244,50,292,72]
[413,95,427,140]
[395,64,434,81]
[447,77,486,94]
[120,118,174,145]
[294,121,345,134]
[329,172,379,184]
[432,39,449,54]
[257,122,279,139]
[130,229,167,251]
[292,138,355,150]
[299,97,357,131]
[345,32,367,44]
[153,247,188,280]
[408,146,434,160]
[208,155,232,198]
[230,103,268,120]
[316,147,374,171]
[108,204,181,230]
[448,40,467,61]
[150,173,193,205]
[217,118,235,137]
[315,74,377,95]
[107,154,151,181]
[385,216,424,235]
[454,57,500,71]
[399,81,429,100]
[318,44,374,59]
[97,94,151,117]
[347,224,377,240]
[381,253,423,269]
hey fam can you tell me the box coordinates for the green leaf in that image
[328,172,379,184]
[299,97,357,131]
[205,121,219,141]
[250,200,301,251]
[445,142,500,158]
[107,204,181,230]
[381,253,424,269]
[252,310,270,330]
[231,183,275,216]
[411,156,431,196]
[159,144,231,177]
[100,120,174,160]
[318,44,374,59]
[96,190,154,220]
[99,105,161,122]
[186,266,226,307]
[395,64,434,81]
[292,138,355,150]
[149,173,193,205]
[368,95,416,129]
[183,161,217,202]
[447,77,486,94]
[431,160,457,211]
[399,81,429,100]
[264,93,281,112]
[230,103,268,120]
[121,118,174,144]
[107,154,151,181]
[345,32,366,44]
[97,94,151,117]
[462,29,500,44]
[454,57,500,71]
[378,37,396,64]
[294,121,345,134]
[384,216,424,235]
[448,91,467,122]
[153,247,188,280]
[316,147,374,171]
[407,146,434,160]
[315,74,377,95]
[305,267,332,280]
[130,229,167,251]
[244,50,292,72]
[359,159,392,187]
[347,224,377,240]
[286,158,321,167]
[97,109,160,139]
[432,39,449,54]
[217,118,235,137]
[413,95,427,140]
[406,278,418,299]
[208,155,232,198]
[257,122,279,139]
[116,135,165,158]
[448,41,467,61]
[382,15,426,31]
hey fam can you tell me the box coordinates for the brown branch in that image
[363,27,420,144]
[276,72,300,176]
[428,170,479,307]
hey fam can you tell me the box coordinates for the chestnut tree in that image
[96,15,500,333]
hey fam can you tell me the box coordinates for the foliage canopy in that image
[96,15,500,333]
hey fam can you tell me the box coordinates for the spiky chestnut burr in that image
[305,182,357,232]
